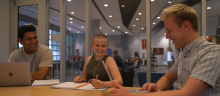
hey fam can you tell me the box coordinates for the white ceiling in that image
[18,0,220,36]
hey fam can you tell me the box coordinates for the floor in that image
[53,65,171,88]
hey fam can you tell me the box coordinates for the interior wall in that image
[73,34,85,57]
[130,30,169,65]
[0,0,9,62]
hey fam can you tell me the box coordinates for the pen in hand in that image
[96,74,98,81]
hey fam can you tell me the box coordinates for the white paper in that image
[32,79,60,86]
[51,82,107,91]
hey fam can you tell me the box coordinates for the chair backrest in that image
[120,71,133,87]
[136,59,141,68]
[80,60,85,71]
[123,61,129,72]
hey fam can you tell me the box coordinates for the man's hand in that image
[110,82,132,96]
[139,83,161,92]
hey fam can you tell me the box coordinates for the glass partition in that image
[65,0,86,81]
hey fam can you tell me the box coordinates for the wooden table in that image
[0,86,138,96]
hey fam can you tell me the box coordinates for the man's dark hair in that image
[113,50,118,55]
[18,25,36,39]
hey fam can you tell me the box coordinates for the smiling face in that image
[91,37,108,58]
[164,15,187,48]
[19,31,38,54]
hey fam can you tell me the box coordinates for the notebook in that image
[32,79,60,86]
[0,62,31,86]
[51,82,108,91]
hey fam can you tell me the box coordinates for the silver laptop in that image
[0,62,31,86]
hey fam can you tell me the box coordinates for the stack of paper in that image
[32,79,60,86]
[51,82,107,91]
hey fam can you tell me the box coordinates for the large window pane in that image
[206,0,220,44]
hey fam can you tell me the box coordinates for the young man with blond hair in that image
[110,4,220,96]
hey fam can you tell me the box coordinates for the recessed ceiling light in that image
[104,4,108,7]
[168,1,172,3]
[157,17,160,19]
[164,33,166,35]
[69,28,71,30]
[136,18,139,20]
[133,25,136,27]
[117,26,120,28]
[70,22,73,23]
[153,22,155,24]
[207,7,211,9]
[139,13,142,15]
[77,31,79,33]
[125,32,128,34]
[82,26,84,28]
[122,5,125,7]
[112,30,115,32]
[142,28,144,30]
[71,12,74,14]
[151,0,154,1]
[105,33,107,35]
[70,18,73,20]
[109,15,112,17]
[99,27,102,29]
[67,0,71,1]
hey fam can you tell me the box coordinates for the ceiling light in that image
[133,25,136,27]
[67,0,71,1]
[151,0,154,1]
[82,26,84,28]
[136,18,139,20]
[105,33,107,35]
[207,7,211,9]
[153,22,155,24]
[69,28,71,30]
[71,12,74,14]
[104,4,108,7]
[125,32,128,34]
[109,15,112,17]
[122,5,125,7]
[139,13,142,15]
[70,18,73,20]
[112,30,115,32]
[70,22,73,23]
[117,26,120,28]
[157,17,160,19]
[77,31,79,33]
[164,33,166,35]
[168,1,172,3]
[142,28,144,30]
[99,27,102,29]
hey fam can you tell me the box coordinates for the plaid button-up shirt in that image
[171,36,220,96]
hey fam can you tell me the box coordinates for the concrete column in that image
[91,19,100,38]
[90,19,100,54]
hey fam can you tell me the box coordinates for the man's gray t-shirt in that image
[8,44,53,80]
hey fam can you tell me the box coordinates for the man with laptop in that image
[7,24,53,80]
